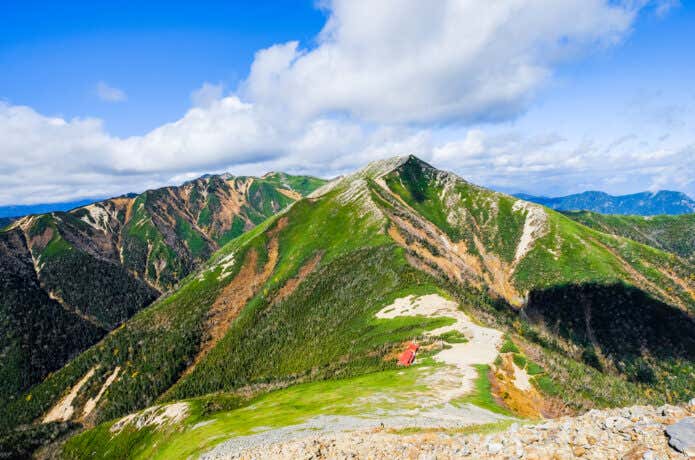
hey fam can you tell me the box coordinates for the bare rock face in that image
[666,417,695,456]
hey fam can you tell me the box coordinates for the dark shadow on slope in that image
[523,282,695,386]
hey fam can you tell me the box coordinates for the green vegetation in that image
[500,337,520,354]
[6,156,695,460]
[260,172,326,196]
[564,210,695,261]
[168,245,450,400]
[438,330,468,343]
[63,357,440,459]
[454,364,513,416]
[0,170,325,421]
[0,421,78,459]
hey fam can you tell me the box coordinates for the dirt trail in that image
[376,294,503,399]
[203,295,509,458]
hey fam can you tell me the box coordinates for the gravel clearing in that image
[211,403,695,459]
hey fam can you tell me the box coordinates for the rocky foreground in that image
[223,402,695,459]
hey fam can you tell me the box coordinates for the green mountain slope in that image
[3,156,694,458]
[563,211,695,261]
[0,173,325,408]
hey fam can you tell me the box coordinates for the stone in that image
[487,442,503,454]
[658,404,681,417]
[665,417,695,456]
[573,446,586,457]
[641,450,656,460]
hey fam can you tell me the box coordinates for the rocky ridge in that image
[220,402,695,459]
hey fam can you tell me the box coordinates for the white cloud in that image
[654,0,680,17]
[242,0,638,124]
[96,81,127,102]
[190,82,225,108]
[426,129,695,197]
[0,1,690,205]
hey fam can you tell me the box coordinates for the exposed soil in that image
[491,354,545,418]
[271,252,322,305]
[179,219,285,379]
[42,367,97,423]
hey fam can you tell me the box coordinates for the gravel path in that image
[209,403,695,459]
[202,403,510,459]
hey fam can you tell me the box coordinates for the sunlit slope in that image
[0,172,325,408]
[563,210,695,261]
[4,155,694,441]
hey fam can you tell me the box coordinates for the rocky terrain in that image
[219,402,695,459]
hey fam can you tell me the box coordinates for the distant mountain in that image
[0,217,14,229]
[0,198,100,219]
[515,190,695,215]
[0,172,326,405]
[6,156,694,459]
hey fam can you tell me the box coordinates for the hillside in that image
[563,211,695,261]
[0,172,325,408]
[516,190,695,215]
[2,156,694,458]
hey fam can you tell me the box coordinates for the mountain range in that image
[1,156,694,458]
[516,190,695,215]
[0,171,325,413]
[0,199,101,220]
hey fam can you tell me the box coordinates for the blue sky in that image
[0,1,326,136]
[0,0,693,205]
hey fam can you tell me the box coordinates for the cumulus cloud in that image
[0,0,691,205]
[190,82,225,108]
[242,0,638,124]
[427,129,695,197]
[95,81,127,102]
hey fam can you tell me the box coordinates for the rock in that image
[641,450,656,460]
[604,416,630,430]
[573,446,586,457]
[658,404,682,417]
[487,442,503,454]
[665,417,695,456]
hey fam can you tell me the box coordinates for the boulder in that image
[665,417,695,456]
